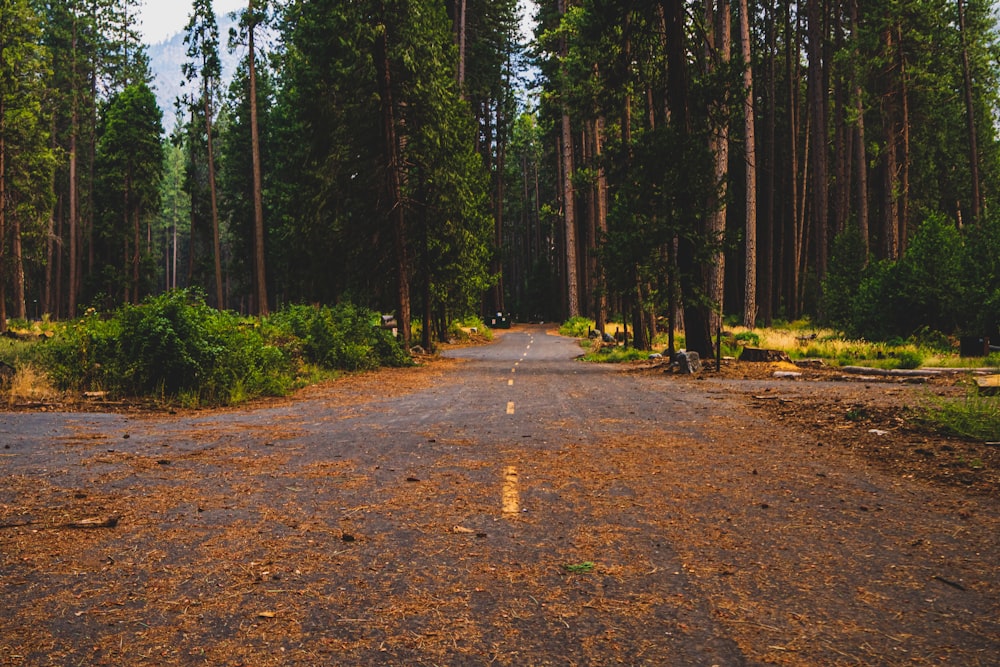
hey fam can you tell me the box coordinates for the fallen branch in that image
[933,575,967,591]
[839,366,942,377]
[65,516,119,529]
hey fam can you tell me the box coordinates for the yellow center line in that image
[502,466,519,515]
[506,401,515,414]
[508,379,514,386]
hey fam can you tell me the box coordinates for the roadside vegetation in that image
[563,316,1000,442]
[0,290,412,408]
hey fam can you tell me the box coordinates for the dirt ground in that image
[1,335,997,666]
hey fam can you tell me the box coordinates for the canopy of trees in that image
[2,0,999,350]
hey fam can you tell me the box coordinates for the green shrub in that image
[560,316,595,338]
[45,290,293,404]
[268,302,409,371]
[892,349,923,369]
[734,331,761,347]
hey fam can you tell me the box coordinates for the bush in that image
[268,302,409,371]
[45,290,292,404]
[560,316,595,338]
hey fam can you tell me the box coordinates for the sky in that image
[138,0,247,44]
[140,0,537,46]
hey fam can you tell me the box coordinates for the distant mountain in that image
[147,13,240,134]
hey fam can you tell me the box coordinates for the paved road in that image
[1,324,998,665]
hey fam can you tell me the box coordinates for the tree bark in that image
[807,0,829,279]
[457,0,467,91]
[0,118,6,332]
[204,86,224,309]
[248,7,268,316]
[849,0,869,257]
[957,0,982,223]
[375,27,411,349]
[559,0,579,318]
[739,0,757,328]
[663,0,713,357]
[704,0,730,334]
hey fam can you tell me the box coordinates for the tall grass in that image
[923,388,1000,442]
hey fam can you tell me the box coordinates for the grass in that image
[922,385,1000,442]
[6,363,61,405]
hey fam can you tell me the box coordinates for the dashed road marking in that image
[508,379,514,386]
[502,466,519,515]
[506,401,515,415]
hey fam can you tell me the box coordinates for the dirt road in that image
[1,324,997,665]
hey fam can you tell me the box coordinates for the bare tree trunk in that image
[69,110,78,318]
[457,0,467,91]
[704,0,730,334]
[0,123,6,332]
[204,86,224,309]
[493,90,506,315]
[248,10,268,316]
[132,203,140,304]
[898,24,910,253]
[957,0,982,223]
[595,115,608,331]
[559,0,579,318]
[12,213,26,320]
[664,0,713,357]
[849,0,869,257]
[881,25,900,261]
[762,0,777,325]
[375,28,411,348]
[739,0,757,328]
[807,0,829,280]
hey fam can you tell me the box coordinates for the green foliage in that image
[734,331,761,347]
[267,303,410,371]
[45,290,288,403]
[43,291,409,405]
[846,215,970,340]
[822,229,869,329]
[560,316,595,338]
[582,347,648,363]
[923,387,1000,442]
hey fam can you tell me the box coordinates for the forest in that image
[2,0,999,357]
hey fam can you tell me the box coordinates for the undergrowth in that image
[20,290,411,407]
[923,387,1000,442]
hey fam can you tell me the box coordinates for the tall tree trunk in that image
[664,0,713,357]
[493,92,506,315]
[807,0,829,280]
[375,27,411,349]
[849,0,869,257]
[456,0,467,91]
[594,115,608,332]
[739,0,757,328]
[204,96,224,308]
[248,10,268,316]
[704,0,730,334]
[897,24,910,253]
[0,123,6,332]
[881,25,900,260]
[957,0,982,223]
[762,0,777,325]
[132,202,140,304]
[559,0,579,318]
[12,213,25,320]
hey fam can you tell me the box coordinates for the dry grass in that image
[5,362,61,405]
